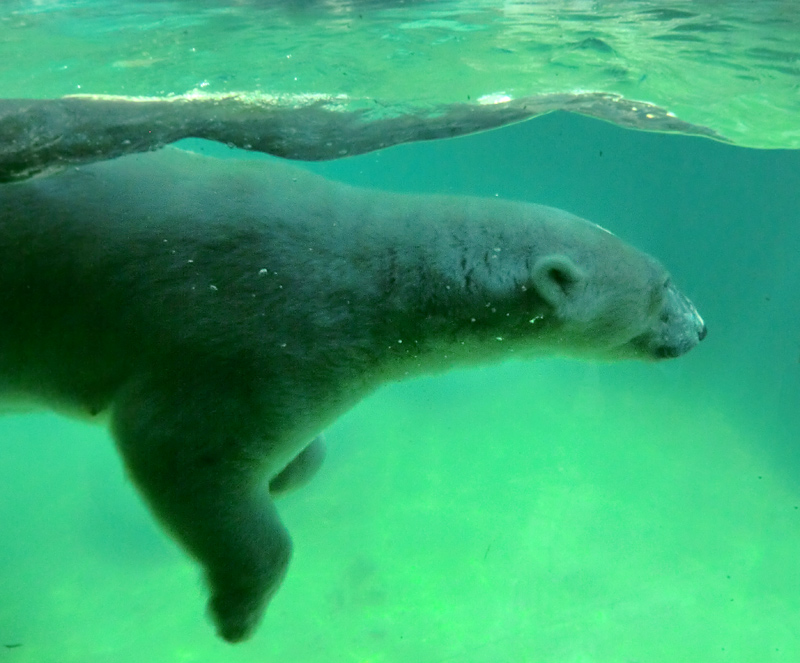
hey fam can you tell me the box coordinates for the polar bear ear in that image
[531,255,586,308]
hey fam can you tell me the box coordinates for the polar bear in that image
[0,148,705,642]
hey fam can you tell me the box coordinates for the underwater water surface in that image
[1,1,800,662]
[1,0,799,147]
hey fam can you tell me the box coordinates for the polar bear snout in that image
[650,284,706,359]
[626,281,705,360]
[671,284,706,343]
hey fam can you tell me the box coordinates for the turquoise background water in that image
[1,1,800,661]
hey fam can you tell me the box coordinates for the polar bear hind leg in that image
[110,375,291,643]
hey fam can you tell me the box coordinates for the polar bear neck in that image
[279,184,562,385]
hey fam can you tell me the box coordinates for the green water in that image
[1,1,800,662]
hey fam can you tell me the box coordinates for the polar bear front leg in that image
[110,376,291,643]
[269,435,326,497]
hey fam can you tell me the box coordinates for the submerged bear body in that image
[0,148,705,641]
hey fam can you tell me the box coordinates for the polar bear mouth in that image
[657,319,708,358]
[654,337,701,359]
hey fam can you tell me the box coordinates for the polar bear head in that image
[410,201,706,365]
[517,208,706,361]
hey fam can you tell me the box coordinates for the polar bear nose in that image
[642,285,706,360]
